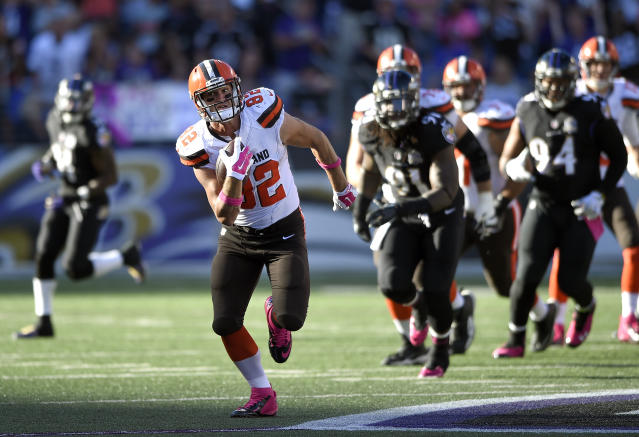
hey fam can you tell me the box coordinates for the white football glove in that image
[474,191,500,238]
[220,137,253,180]
[505,148,533,182]
[571,191,604,220]
[628,155,639,179]
[333,183,358,211]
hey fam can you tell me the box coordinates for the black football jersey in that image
[45,109,111,197]
[517,92,624,204]
[358,110,456,201]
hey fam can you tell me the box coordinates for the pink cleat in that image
[230,387,277,417]
[492,343,524,358]
[409,314,429,347]
[565,301,596,348]
[418,339,449,378]
[617,313,639,343]
[552,323,565,345]
[264,296,292,363]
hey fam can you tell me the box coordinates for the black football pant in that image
[35,197,106,280]
[376,198,464,335]
[210,208,310,337]
[510,199,596,327]
[604,186,639,249]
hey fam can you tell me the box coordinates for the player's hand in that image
[628,155,639,179]
[571,191,604,220]
[333,183,357,211]
[474,192,500,239]
[366,204,399,227]
[353,215,371,242]
[221,137,253,180]
[505,149,533,182]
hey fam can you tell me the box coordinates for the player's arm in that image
[281,112,348,192]
[499,117,532,183]
[85,146,118,196]
[193,166,242,225]
[619,107,639,178]
[454,118,491,193]
[596,117,628,194]
[345,123,365,188]
[351,150,382,242]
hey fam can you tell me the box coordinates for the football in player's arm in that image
[493,49,627,359]
[175,59,355,418]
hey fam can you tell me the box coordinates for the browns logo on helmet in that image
[188,59,244,123]
[442,56,486,113]
[578,36,619,93]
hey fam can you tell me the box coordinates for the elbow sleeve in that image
[456,130,490,183]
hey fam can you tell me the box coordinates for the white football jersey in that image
[457,99,515,214]
[176,87,300,229]
[576,77,639,185]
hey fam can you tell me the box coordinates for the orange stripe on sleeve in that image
[477,117,514,130]
[622,98,639,109]
[259,96,283,128]
[179,153,209,167]
[434,102,454,114]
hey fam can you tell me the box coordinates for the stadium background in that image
[1,0,639,278]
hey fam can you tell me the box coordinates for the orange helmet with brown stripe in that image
[578,36,619,93]
[188,59,244,123]
[442,56,486,112]
[376,44,422,81]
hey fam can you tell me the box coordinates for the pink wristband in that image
[316,157,341,170]
[218,191,243,207]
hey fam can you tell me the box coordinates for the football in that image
[215,138,247,186]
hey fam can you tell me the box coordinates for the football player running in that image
[176,59,355,417]
[351,68,465,378]
[493,49,627,358]
[14,74,145,340]
[442,56,553,353]
[546,36,639,345]
[347,45,488,365]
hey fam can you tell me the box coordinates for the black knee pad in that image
[35,252,56,278]
[380,287,415,305]
[276,313,304,332]
[212,316,243,337]
[62,258,92,280]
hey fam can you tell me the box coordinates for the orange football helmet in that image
[442,56,486,112]
[376,44,422,80]
[578,36,619,93]
[188,59,244,123]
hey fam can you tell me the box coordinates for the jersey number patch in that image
[241,160,286,209]
[529,136,576,175]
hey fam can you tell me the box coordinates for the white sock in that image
[621,291,638,317]
[33,278,56,316]
[508,322,526,333]
[451,288,464,311]
[393,319,410,336]
[529,298,547,321]
[430,329,450,338]
[554,301,567,325]
[88,250,123,277]
[234,350,270,388]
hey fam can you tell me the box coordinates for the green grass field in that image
[2,274,639,437]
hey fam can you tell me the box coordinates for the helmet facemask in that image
[55,76,94,123]
[447,81,482,113]
[581,59,617,93]
[534,50,578,111]
[193,76,243,123]
[373,70,420,130]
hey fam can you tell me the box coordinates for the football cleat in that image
[13,322,54,339]
[565,300,596,348]
[552,323,565,345]
[230,386,277,417]
[381,335,429,366]
[449,289,475,354]
[409,291,429,346]
[264,296,292,363]
[418,340,449,378]
[617,313,639,343]
[492,342,524,358]
[122,242,145,284]
[531,302,557,352]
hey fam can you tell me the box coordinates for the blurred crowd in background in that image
[2,0,639,151]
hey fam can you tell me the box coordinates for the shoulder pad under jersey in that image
[243,87,284,129]
[419,88,454,114]
[475,99,515,130]
[616,78,639,109]
[352,93,375,124]
[176,122,209,168]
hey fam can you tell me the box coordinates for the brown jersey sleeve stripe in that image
[478,117,514,130]
[179,149,210,167]
[622,98,639,109]
[257,96,283,128]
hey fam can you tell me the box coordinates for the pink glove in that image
[220,137,253,180]
[332,183,358,211]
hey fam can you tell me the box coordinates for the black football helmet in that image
[54,74,95,123]
[534,49,578,111]
[373,69,420,129]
